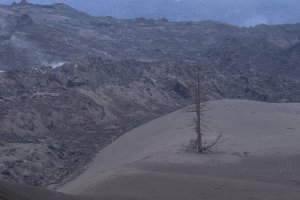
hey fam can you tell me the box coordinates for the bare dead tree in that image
[188,67,221,153]
[194,68,204,152]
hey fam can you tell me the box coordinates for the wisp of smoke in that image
[244,15,268,27]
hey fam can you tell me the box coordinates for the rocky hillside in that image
[1,2,300,188]
[1,3,300,96]
[0,57,195,187]
[1,2,300,69]
[1,55,300,187]
[4,0,300,26]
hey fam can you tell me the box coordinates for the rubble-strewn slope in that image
[1,2,300,188]
[1,3,300,69]
[1,3,300,102]
[0,58,194,187]
[1,57,300,187]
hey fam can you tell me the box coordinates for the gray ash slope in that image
[1,56,300,187]
[1,2,300,102]
[1,2,300,69]
[1,2,300,188]
[0,58,193,187]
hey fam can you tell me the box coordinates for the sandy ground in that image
[0,180,88,200]
[1,100,300,200]
[57,100,300,200]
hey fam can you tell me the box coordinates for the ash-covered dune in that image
[1,100,300,200]
[1,1,300,196]
[59,100,300,200]
[1,57,300,187]
[0,180,87,200]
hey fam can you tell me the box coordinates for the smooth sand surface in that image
[0,180,88,200]
[58,100,300,200]
[1,100,299,200]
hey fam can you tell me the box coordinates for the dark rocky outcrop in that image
[1,2,300,188]
[0,3,300,70]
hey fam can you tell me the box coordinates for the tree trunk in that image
[195,68,203,153]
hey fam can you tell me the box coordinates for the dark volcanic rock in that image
[0,58,193,187]
[1,57,300,187]
[0,3,300,103]
[0,3,300,71]
[1,2,300,189]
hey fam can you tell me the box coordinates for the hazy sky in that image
[1,0,300,26]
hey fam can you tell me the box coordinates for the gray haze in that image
[1,0,300,26]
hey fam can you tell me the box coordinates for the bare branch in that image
[203,133,222,151]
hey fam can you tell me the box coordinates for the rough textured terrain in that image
[1,2,300,71]
[1,1,300,189]
[2,55,300,187]
[1,100,300,200]
[0,58,194,187]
